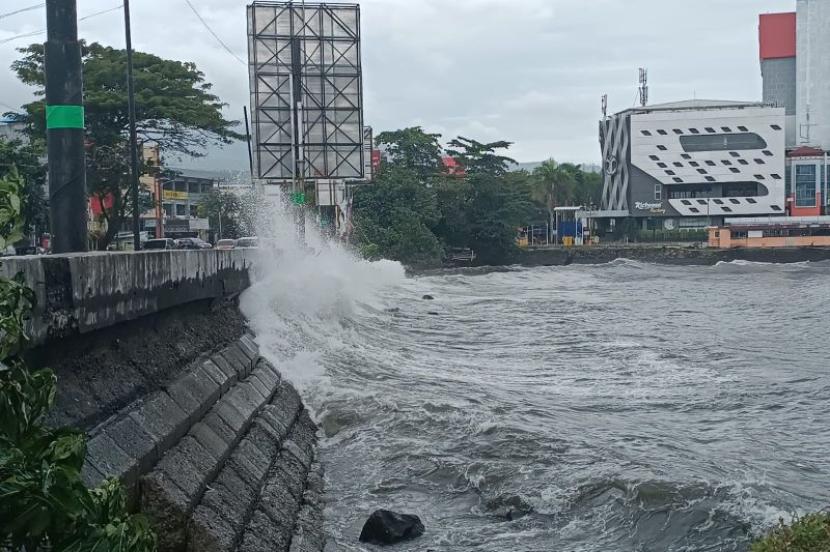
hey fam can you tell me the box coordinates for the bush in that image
[752,514,830,552]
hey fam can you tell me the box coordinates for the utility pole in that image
[45,0,88,253]
[123,0,141,251]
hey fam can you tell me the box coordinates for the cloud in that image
[0,0,796,167]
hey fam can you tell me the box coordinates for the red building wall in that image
[759,12,796,60]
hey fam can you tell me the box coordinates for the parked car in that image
[142,238,176,250]
[175,237,212,250]
[236,237,259,249]
[215,239,237,251]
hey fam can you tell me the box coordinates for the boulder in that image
[358,510,425,545]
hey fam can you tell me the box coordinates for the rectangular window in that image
[175,203,186,216]
[723,183,759,197]
[795,164,817,207]
[654,184,662,201]
[189,205,199,217]
[163,203,173,217]
[680,133,767,152]
[642,130,652,136]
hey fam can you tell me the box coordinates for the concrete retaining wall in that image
[0,249,254,346]
[3,250,325,551]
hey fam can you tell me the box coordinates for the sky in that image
[0,0,795,170]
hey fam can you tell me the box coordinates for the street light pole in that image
[45,0,88,253]
[123,0,141,251]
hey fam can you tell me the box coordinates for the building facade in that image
[600,100,787,228]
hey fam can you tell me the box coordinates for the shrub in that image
[752,514,830,552]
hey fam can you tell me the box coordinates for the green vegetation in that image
[351,127,599,267]
[752,514,830,552]
[0,170,156,551]
[11,41,241,249]
[0,139,48,243]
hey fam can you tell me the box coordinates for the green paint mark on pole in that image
[45,104,84,129]
[291,192,306,205]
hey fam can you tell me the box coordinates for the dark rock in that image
[485,494,534,521]
[422,294,434,300]
[359,510,424,545]
[427,311,439,316]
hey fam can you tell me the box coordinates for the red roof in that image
[442,156,465,176]
[759,12,796,60]
[787,146,826,158]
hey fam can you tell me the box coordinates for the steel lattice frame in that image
[247,1,364,181]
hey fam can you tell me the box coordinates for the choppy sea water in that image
[241,248,830,552]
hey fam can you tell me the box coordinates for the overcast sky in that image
[0,0,795,169]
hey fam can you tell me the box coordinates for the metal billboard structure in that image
[247,1,364,183]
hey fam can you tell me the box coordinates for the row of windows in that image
[641,125,782,137]
[682,204,782,214]
[656,158,768,170]
[163,181,215,194]
[162,203,200,217]
[648,151,773,160]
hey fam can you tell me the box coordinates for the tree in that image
[446,137,516,176]
[197,189,243,240]
[12,42,242,249]
[0,138,48,241]
[352,165,443,268]
[375,127,444,180]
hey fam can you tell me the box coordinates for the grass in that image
[752,514,830,552]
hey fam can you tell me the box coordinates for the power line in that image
[0,3,43,20]
[182,0,246,66]
[0,4,122,45]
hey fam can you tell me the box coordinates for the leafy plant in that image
[0,170,156,551]
[752,514,830,552]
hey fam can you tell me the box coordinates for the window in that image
[697,199,708,205]
[674,162,684,167]
[689,207,700,213]
[689,161,700,167]
[738,126,749,132]
[649,155,660,161]
[665,170,676,176]
[175,203,186,216]
[795,164,817,207]
[667,185,711,199]
[762,150,774,156]
[771,204,782,211]
[722,206,733,212]
[705,160,716,166]
[705,176,716,182]
[697,168,708,174]
[681,154,692,159]
[722,160,733,166]
[705,127,716,133]
[721,127,731,132]
[201,182,214,194]
[730,198,740,205]
[657,162,668,168]
[681,200,692,206]
[689,128,700,134]
[747,198,757,204]
[189,205,199,217]
[673,129,684,135]
[188,182,200,194]
[163,203,173,217]
[680,133,767,152]
[771,124,782,130]
[755,175,765,180]
[723,182,759,197]
[730,152,741,158]
[657,129,668,136]
[738,159,749,165]
[673,177,684,183]
[771,174,782,180]
[655,184,662,201]
[754,159,765,165]
[657,145,668,151]
[714,199,724,205]
[642,130,652,136]
[730,167,741,173]
[163,181,173,190]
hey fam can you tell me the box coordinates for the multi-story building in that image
[599,100,787,229]
[760,0,830,215]
[159,168,217,239]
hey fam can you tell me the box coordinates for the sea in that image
[240,203,830,552]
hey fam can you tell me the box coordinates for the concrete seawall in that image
[2,250,325,552]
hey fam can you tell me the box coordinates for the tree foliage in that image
[447,137,516,177]
[0,139,48,240]
[0,172,156,551]
[12,41,241,249]
[752,514,830,552]
[197,189,245,240]
[375,127,443,179]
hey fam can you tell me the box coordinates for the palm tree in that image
[531,159,579,241]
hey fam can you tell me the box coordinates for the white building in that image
[600,100,787,227]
